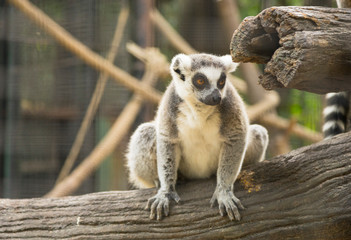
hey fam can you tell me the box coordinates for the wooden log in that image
[2,133,351,239]
[230,6,351,94]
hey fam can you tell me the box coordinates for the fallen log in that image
[1,133,351,239]
[230,6,351,94]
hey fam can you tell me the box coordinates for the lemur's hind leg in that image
[244,124,269,166]
[126,122,158,189]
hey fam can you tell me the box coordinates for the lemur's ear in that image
[170,54,191,81]
[221,55,239,73]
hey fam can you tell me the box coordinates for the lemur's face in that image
[171,54,239,106]
[190,68,226,106]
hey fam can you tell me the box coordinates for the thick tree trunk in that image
[1,133,351,239]
[230,6,351,94]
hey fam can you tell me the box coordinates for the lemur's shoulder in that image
[218,84,248,131]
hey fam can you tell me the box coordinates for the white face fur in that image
[170,53,239,106]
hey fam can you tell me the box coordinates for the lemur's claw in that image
[210,187,244,221]
[146,190,180,220]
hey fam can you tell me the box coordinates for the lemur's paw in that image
[146,190,180,220]
[210,188,244,221]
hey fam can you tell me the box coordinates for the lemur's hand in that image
[210,187,245,221]
[146,189,180,220]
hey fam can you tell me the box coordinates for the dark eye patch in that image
[217,72,226,89]
[192,73,209,90]
[174,68,185,81]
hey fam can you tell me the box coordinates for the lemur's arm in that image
[211,133,246,220]
[146,85,181,220]
[146,134,180,220]
[210,88,248,221]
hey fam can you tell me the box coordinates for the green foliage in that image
[289,89,322,132]
[237,0,306,19]
[237,0,261,18]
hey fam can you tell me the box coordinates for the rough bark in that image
[1,133,351,239]
[230,6,351,94]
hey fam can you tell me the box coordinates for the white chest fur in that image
[176,101,222,179]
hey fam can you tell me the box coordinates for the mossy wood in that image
[1,133,350,239]
[230,6,351,94]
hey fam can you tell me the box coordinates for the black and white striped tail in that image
[323,92,350,139]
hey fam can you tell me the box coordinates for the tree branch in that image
[2,133,351,239]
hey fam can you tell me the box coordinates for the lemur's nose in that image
[212,94,221,105]
[204,89,221,106]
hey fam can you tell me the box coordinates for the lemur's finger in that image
[232,196,245,210]
[228,200,240,221]
[145,197,155,210]
[171,192,180,203]
[210,196,217,208]
[156,202,164,221]
[149,209,156,220]
[219,203,225,217]
[163,202,169,217]
[149,199,159,220]
[233,207,241,221]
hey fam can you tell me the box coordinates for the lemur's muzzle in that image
[203,89,221,106]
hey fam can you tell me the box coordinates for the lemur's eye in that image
[217,73,226,89]
[197,79,205,85]
[218,79,225,86]
[192,73,207,89]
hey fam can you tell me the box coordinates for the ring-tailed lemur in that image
[126,53,269,221]
[323,92,350,139]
